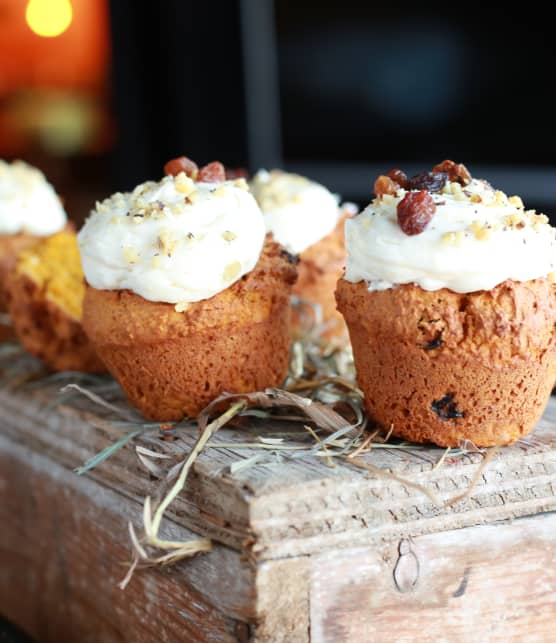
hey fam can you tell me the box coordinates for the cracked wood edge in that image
[2,388,556,561]
[0,434,256,643]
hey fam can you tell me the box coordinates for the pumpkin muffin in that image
[251,170,356,341]
[336,161,556,447]
[0,160,67,342]
[5,230,104,372]
[79,157,297,421]
[0,160,67,312]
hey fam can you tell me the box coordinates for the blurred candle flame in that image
[25,0,73,38]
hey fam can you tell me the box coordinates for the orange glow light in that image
[26,0,73,38]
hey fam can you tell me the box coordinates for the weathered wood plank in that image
[2,385,556,562]
[310,512,556,642]
[0,434,256,643]
[4,422,556,643]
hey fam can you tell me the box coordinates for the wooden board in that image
[3,430,556,642]
[1,382,556,562]
[309,512,556,642]
[0,435,256,643]
[2,358,556,641]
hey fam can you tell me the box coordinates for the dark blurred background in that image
[1,0,555,225]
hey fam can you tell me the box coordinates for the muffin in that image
[0,160,67,312]
[336,161,556,447]
[5,230,104,372]
[79,157,297,421]
[250,170,355,340]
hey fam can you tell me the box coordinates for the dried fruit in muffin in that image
[373,175,399,197]
[432,159,471,185]
[408,171,448,192]
[397,190,436,235]
[386,168,409,189]
[197,161,226,183]
[164,156,199,179]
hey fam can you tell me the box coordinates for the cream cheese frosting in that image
[0,160,67,236]
[345,177,556,293]
[250,169,340,254]
[78,173,266,304]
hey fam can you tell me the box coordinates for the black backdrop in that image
[109,1,556,212]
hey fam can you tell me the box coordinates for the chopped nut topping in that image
[222,230,237,241]
[223,260,241,282]
[361,217,373,229]
[123,246,139,264]
[96,200,110,215]
[233,178,249,190]
[493,190,508,206]
[151,255,162,269]
[441,231,458,245]
[174,172,196,195]
[475,227,491,241]
[212,185,228,198]
[174,302,189,313]
[470,220,482,234]
[508,195,524,209]
[503,213,526,228]
[157,228,179,256]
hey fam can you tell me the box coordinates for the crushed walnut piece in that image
[157,228,179,257]
[174,172,196,195]
[508,195,524,209]
[123,246,139,264]
[233,178,249,190]
[223,260,242,282]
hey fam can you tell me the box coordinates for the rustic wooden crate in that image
[1,372,556,642]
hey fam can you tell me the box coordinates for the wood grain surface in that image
[0,435,255,643]
[2,365,556,642]
[1,384,556,562]
[310,512,556,643]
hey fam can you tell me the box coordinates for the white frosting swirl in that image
[345,178,556,293]
[251,170,340,254]
[78,174,266,304]
[0,160,67,235]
